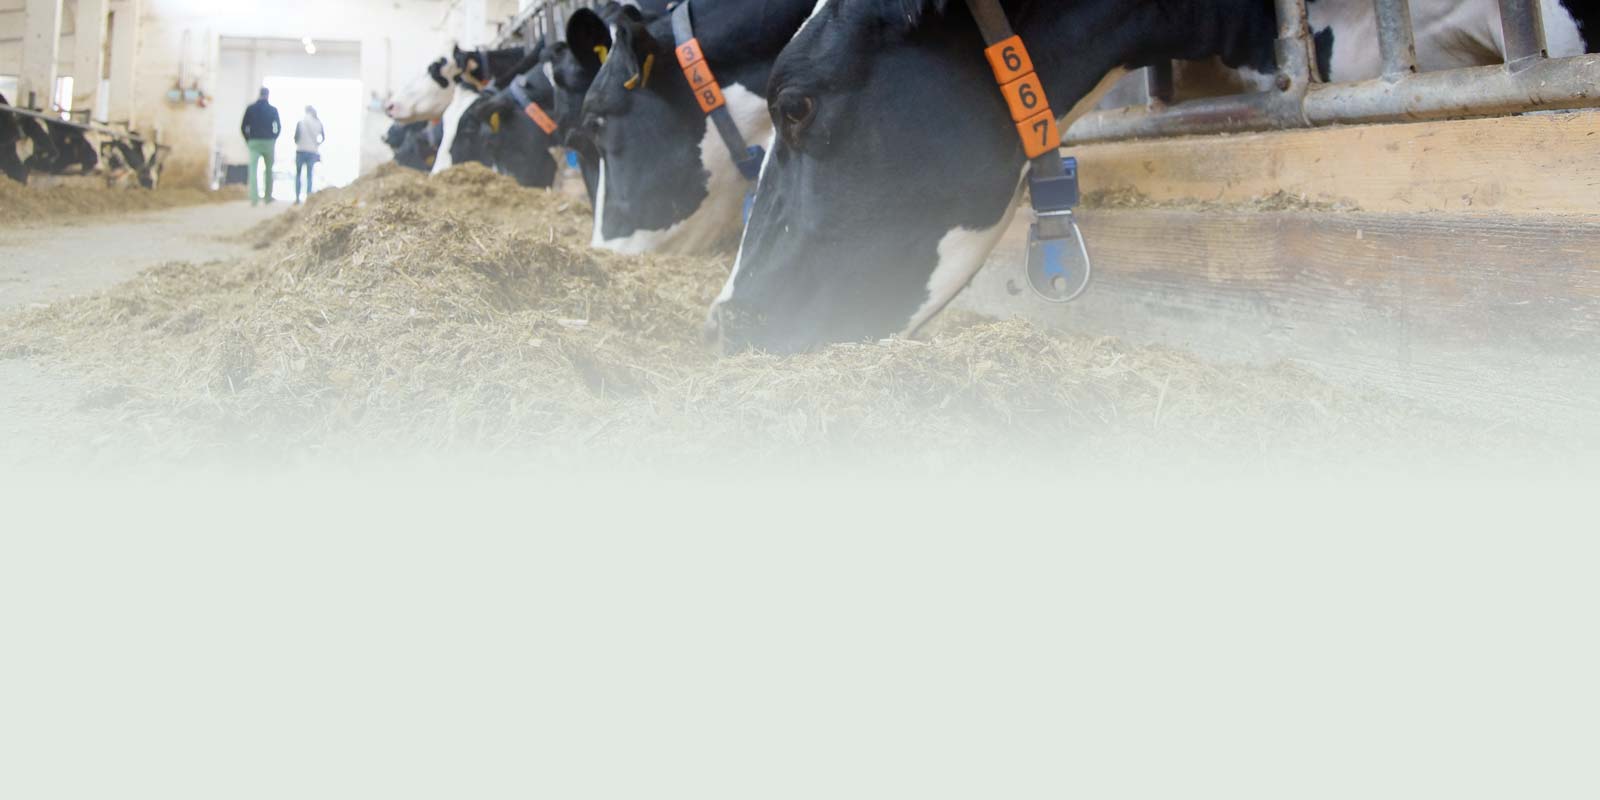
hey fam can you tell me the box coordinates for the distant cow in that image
[42,122,98,174]
[383,120,438,172]
[576,0,816,254]
[430,44,531,175]
[0,93,27,183]
[451,4,647,192]
[386,58,456,124]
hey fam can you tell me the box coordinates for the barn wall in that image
[129,0,468,187]
[0,0,78,97]
[3,0,528,186]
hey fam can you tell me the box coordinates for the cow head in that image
[448,93,497,167]
[454,54,568,189]
[558,7,624,203]
[386,57,455,122]
[577,0,813,255]
[450,44,532,90]
[711,0,1276,353]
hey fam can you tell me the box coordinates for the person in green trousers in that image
[240,87,282,205]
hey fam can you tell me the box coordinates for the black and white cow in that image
[577,0,818,254]
[430,45,530,175]
[17,112,61,177]
[714,0,1598,353]
[451,2,676,193]
[449,37,599,188]
[42,122,98,174]
[383,120,438,172]
[0,94,28,183]
[386,57,455,124]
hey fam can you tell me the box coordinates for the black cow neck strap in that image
[670,0,765,181]
[960,0,1073,212]
[961,0,1091,303]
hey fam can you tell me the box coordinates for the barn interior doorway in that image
[261,75,363,201]
[213,37,362,199]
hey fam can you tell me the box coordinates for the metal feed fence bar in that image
[1498,0,1547,69]
[485,0,1589,141]
[495,0,586,48]
[1376,0,1419,79]
[1067,0,1595,145]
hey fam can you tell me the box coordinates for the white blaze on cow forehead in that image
[594,83,772,256]
[718,129,779,306]
[430,85,477,176]
[387,60,456,123]
[591,157,609,248]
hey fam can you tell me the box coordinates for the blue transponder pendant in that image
[737,145,765,182]
[1026,213,1092,303]
[566,150,580,169]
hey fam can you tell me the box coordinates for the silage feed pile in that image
[0,179,239,225]
[0,163,1551,469]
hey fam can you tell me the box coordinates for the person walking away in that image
[293,106,326,205]
[241,88,281,206]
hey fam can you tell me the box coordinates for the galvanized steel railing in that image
[494,0,589,48]
[1067,0,1599,143]
[489,0,1596,141]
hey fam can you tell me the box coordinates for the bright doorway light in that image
[53,76,74,116]
[263,75,363,202]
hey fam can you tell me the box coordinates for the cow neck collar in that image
[508,72,560,136]
[961,0,1069,205]
[962,0,1091,303]
[669,0,765,182]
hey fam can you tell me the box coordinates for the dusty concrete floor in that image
[1,201,289,467]
[0,201,286,312]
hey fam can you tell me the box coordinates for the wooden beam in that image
[1067,111,1600,217]
[961,208,1600,430]
[19,0,62,109]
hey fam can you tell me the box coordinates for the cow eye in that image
[775,90,816,147]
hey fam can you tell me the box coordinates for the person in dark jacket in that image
[240,87,281,205]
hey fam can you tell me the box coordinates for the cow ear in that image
[566,9,613,73]
[614,22,661,91]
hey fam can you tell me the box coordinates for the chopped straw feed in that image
[0,163,1566,469]
[0,179,240,226]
